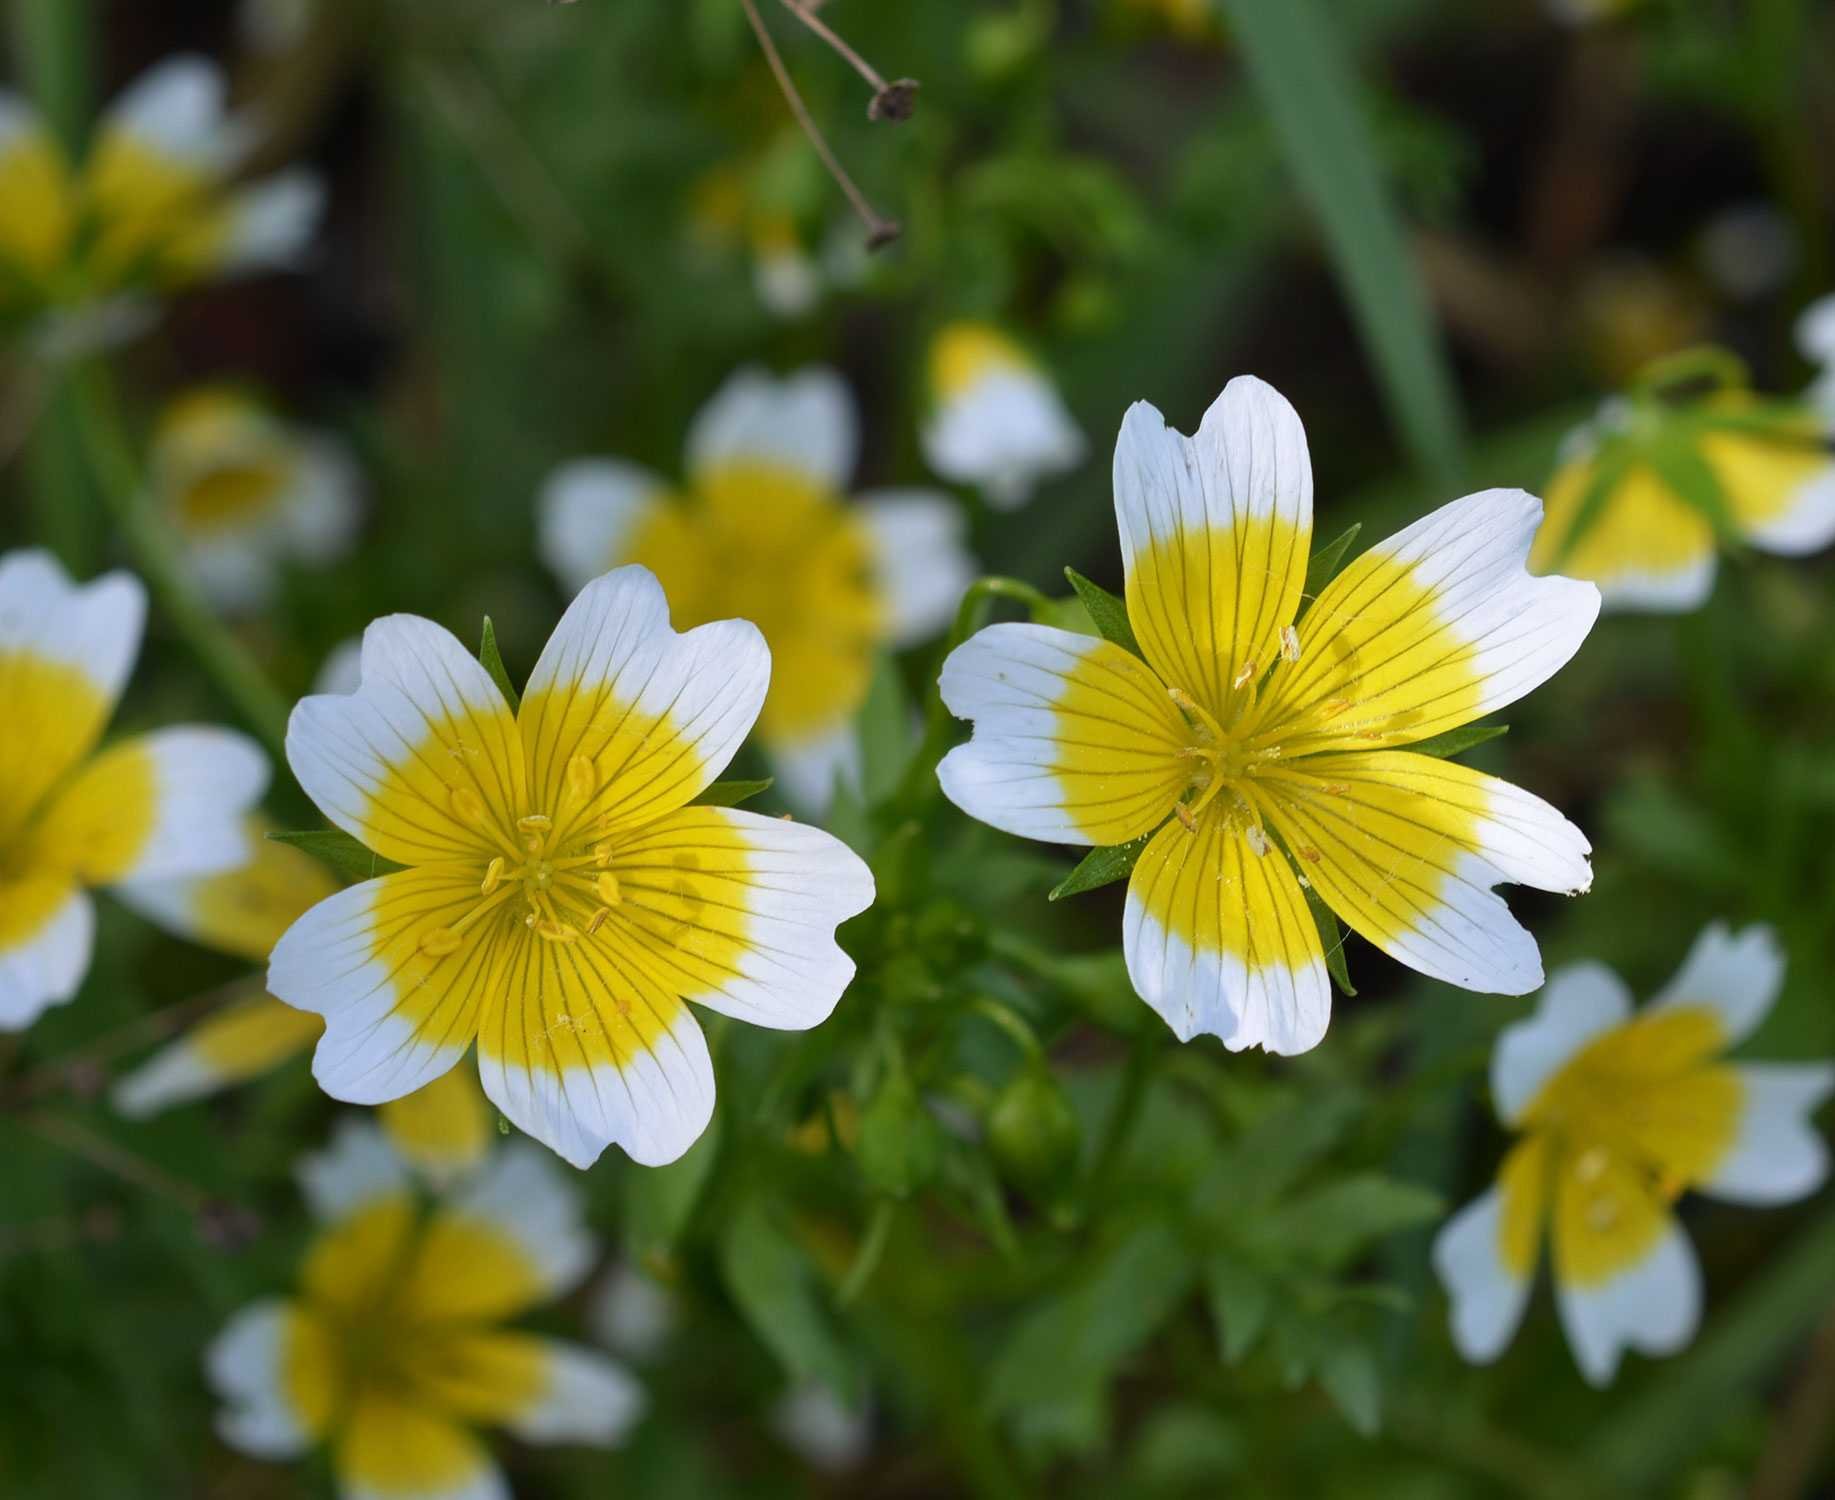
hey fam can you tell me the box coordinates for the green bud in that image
[857,1073,943,1198]
[987,1066,1081,1201]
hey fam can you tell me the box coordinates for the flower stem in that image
[70,361,293,761]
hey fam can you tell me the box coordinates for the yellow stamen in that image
[566,754,597,804]
[1173,802,1198,833]
[419,927,462,957]
[1243,823,1269,857]
[1295,844,1322,863]
[1167,686,1226,744]
[450,786,485,822]
[1231,658,1258,691]
[592,840,613,868]
[1279,625,1301,663]
[1320,698,1353,720]
[480,856,505,895]
[532,918,580,944]
[585,907,610,935]
[517,813,553,834]
[595,872,623,906]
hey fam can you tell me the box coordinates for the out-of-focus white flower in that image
[591,1263,677,1362]
[771,1382,872,1473]
[150,386,361,612]
[922,322,1085,509]
[1797,294,1835,420]
[1696,202,1796,303]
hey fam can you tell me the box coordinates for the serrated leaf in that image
[1302,521,1361,603]
[1317,1338,1382,1436]
[1064,567,1141,657]
[1404,722,1508,759]
[478,616,519,711]
[717,1197,857,1397]
[1265,1173,1444,1270]
[1049,830,1152,901]
[267,829,406,882]
[692,777,773,808]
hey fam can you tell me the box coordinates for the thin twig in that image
[776,0,917,119]
[738,0,900,248]
[1749,1299,1835,1500]
[23,1111,212,1212]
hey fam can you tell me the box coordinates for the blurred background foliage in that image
[3,0,1835,1495]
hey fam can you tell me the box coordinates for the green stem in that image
[9,0,92,152]
[71,363,293,761]
[836,1198,895,1305]
[1086,1026,1162,1204]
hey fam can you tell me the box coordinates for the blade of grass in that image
[1218,0,1464,487]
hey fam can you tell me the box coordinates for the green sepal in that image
[1049,829,1153,901]
[1403,722,1507,759]
[267,829,407,882]
[1302,521,1361,602]
[692,778,774,808]
[479,616,519,712]
[1063,567,1141,656]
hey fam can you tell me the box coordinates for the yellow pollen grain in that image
[480,857,505,896]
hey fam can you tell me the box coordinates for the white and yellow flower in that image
[1531,384,1835,611]
[1798,293,1835,421]
[112,823,494,1183]
[209,1120,643,1499]
[271,564,876,1168]
[0,550,267,1029]
[938,376,1599,1053]
[539,368,976,807]
[1434,925,1834,1386]
[149,386,361,612]
[0,55,322,351]
[922,321,1086,509]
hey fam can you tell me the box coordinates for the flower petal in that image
[401,1143,596,1320]
[537,459,670,597]
[768,724,862,813]
[1490,961,1633,1126]
[1530,457,1717,612]
[113,988,322,1117]
[1122,808,1330,1053]
[0,878,93,1030]
[206,1299,332,1459]
[336,1392,509,1500]
[94,55,240,174]
[938,622,1191,847]
[923,328,1086,508]
[857,490,977,645]
[216,169,323,273]
[115,817,338,963]
[474,936,716,1169]
[1253,751,1591,996]
[408,1333,644,1447]
[0,552,145,836]
[1699,1063,1835,1206]
[296,1117,414,1221]
[269,869,495,1106]
[519,565,767,840]
[378,1064,493,1186]
[1647,921,1783,1047]
[1433,1136,1550,1365]
[287,613,527,866]
[686,366,856,493]
[1702,423,1835,556]
[1114,377,1312,720]
[599,805,873,1031]
[31,726,268,885]
[1553,1197,1700,1387]
[1253,488,1600,753]
[0,96,76,275]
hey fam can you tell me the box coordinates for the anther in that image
[532,919,580,944]
[591,841,613,868]
[1321,782,1351,796]
[1296,844,1321,863]
[1173,802,1198,833]
[517,813,553,833]
[566,754,597,804]
[1279,625,1301,663]
[450,786,485,822]
[1320,699,1353,720]
[596,872,623,906]
[522,833,544,855]
[1232,658,1258,691]
[585,908,610,935]
[480,856,505,896]
[1244,825,1270,857]
[419,926,462,957]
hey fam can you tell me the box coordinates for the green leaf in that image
[478,615,519,711]
[1263,1173,1443,1270]
[1404,722,1508,759]
[1064,567,1142,657]
[623,1119,721,1261]
[1204,1252,1275,1363]
[1545,437,1631,565]
[1049,830,1152,901]
[691,778,774,808]
[1645,431,1741,543]
[1302,521,1361,603]
[717,1197,857,1397]
[267,829,406,882]
[858,654,915,805]
[1316,1337,1382,1437]
[1219,0,1464,486]
[1300,880,1356,998]
[856,1072,944,1198]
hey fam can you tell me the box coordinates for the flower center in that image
[417,755,627,957]
[1167,686,1282,844]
